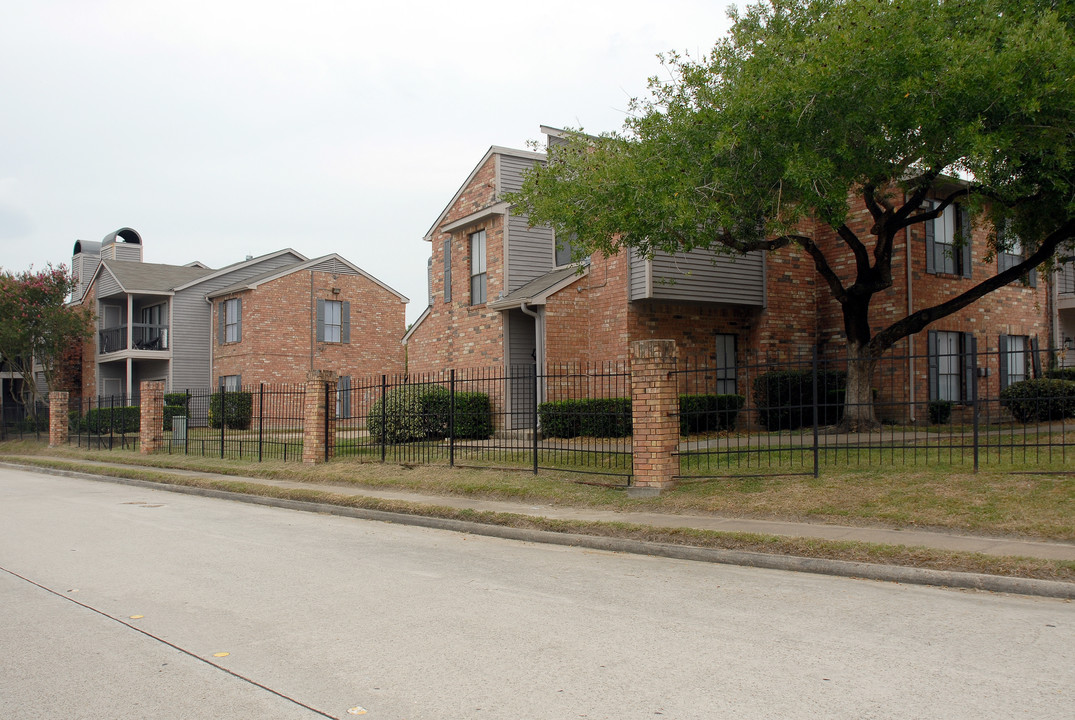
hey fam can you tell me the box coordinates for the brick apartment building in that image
[404,128,1059,422]
[71,229,407,400]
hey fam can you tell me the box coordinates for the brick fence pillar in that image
[140,381,165,454]
[302,370,338,464]
[48,391,69,448]
[630,339,679,496]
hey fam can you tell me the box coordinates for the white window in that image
[224,299,241,343]
[323,300,342,343]
[935,331,962,403]
[316,299,349,344]
[219,374,241,391]
[470,230,487,305]
[1001,334,1029,389]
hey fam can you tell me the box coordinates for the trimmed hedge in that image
[208,391,253,430]
[1045,368,1075,382]
[539,398,632,438]
[679,394,745,434]
[81,405,140,434]
[928,399,953,425]
[752,369,847,431]
[367,386,494,443]
[1000,378,1075,423]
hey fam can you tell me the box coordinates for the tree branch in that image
[836,223,872,278]
[797,235,849,304]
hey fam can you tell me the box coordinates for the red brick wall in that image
[407,155,506,374]
[78,283,98,400]
[212,269,405,387]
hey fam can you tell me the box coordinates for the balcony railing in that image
[99,324,169,354]
[1059,261,1075,298]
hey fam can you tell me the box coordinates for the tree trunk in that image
[841,340,879,432]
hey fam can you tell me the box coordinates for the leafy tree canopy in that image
[512,0,1075,357]
[0,265,92,411]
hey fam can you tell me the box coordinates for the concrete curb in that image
[7,462,1075,600]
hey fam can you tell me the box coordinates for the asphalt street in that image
[1,466,1071,719]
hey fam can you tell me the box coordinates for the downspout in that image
[205,295,214,387]
[310,271,316,371]
[906,206,916,422]
[520,301,544,411]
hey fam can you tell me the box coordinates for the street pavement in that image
[1,466,1072,719]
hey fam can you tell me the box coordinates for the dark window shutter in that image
[925,209,936,275]
[236,374,241,391]
[1029,267,1038,288]
[927,330,939,401]
[959,205,972,279]
[444,238,452,303]
[341,301,351,344]
[1030,336,1042,378]
[218,302,225,344]
[998,334,1009,391]
[316,299,325,343]
[236,298,242,342]
[339,375,351,418]
[962,333,977,403]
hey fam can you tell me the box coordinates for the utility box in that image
[172,416,187,441]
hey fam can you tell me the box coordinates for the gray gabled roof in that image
[487,263,587,310]
[206,253,409,302]
[98,260,216,294]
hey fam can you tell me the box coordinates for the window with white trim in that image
[470,230,487,305]
[999,334,1029,390]
[714,334,737,395]
[323,300,342,343]
[224,299,241,343]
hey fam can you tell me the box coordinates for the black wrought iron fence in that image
[68,394,140,451]
[0,401,49,441]
[676,345,1075,478]
[163,384,305,461]
[335,363,633,482]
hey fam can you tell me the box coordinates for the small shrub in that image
[927,399,953,425]
[679,394,745,435]
[83,405,140,434]
[367,385,427,443]
[1000,378,1075,423]
[208,391,253,430]
[1044,368,1075,382]
[539,398,632,438]
[418,387,494,440]
[752,369,847,431]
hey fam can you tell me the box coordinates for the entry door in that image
[506,310,537,430]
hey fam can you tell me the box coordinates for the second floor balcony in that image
[99,324,170,354]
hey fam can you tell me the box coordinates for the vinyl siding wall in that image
[629,249,765,306]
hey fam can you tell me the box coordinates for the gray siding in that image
[632,249,765,306]
[507,214,555,292]
[497,154,541,196]
[170,254,304,391]
[506,309,536,429]
[628,248,647,302]
[97,271,122,298]
[309,257,360,275]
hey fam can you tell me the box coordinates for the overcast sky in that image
[1,1,735,324]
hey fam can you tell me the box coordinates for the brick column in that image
[139,381,165,454]
[630,340,679,496]
[302,370,338,464]
[48,391,69,448]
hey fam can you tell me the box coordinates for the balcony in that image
[1059,261,1075,310]
[99,324,170,354]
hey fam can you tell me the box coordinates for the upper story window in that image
[925,201,971,278]
[444,238,452,304]
[555,232,576,267]
[997,220,1037,287]
[470,230,487,305]
[218,298,241,344]
[316,299,350,343]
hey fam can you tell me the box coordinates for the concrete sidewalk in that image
[7,456,1075,563]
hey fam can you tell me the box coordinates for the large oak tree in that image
[511,0,1075,428]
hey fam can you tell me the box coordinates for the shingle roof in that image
[102,260,216,293]
[488,264,586,309]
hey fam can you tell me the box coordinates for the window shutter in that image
[444,238,452,303]
[341,301,351,343]
[1030,336,1041,378]
[236,374,241,391]
[236,298,242,342]
[962,333,977,403]
[339,375,351,418]
[959,205,972,279]
[998,335,1009,391]
[924,208,936,275]
[1029,267,1038,288]
[996,222,1006,273]
[218,302,225,344]
[316,299,325,343]
[927,331,939,401]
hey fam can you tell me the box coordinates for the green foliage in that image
[928,400,953,425]
[1000,379,1075,423]
[538,398,632,438]
[1045,368,1075,382]
[163,393,189,431]
[753,370,846,431]
[208,391,253,430]
[0,265,93,412]
[81,405,140,434]
[679,394,746,435]
[368,386,494,443]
